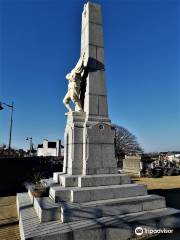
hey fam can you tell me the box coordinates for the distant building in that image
[159,151,180,162]
[37,139,62,157]
[167,151,180,161]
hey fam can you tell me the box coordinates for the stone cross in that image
[63,2,117,175]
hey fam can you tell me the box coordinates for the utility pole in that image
[0,101,14,155]
[8,101,14,154]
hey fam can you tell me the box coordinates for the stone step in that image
[17,192,180,240]
[49,185,74,202]
[79,174,131,187]
[58,173,131,187]
[61,194,166,223]
[49,183,147,203]
[71,183,147,203]
[31,191,165,223]
[53,172,64,183]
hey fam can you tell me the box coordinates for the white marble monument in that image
[17,2,180,240]
[63,2,117,176]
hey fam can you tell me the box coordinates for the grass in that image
[0,196,20,240]
[133,175,180,190]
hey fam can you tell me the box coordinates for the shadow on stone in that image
[149,188,180,210]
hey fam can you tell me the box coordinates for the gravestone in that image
[17,2,180,240]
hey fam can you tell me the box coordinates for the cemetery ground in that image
[133,176,180,210]
[0,176,180,240]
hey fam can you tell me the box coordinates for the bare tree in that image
[114,125,143,161]
[0,144,6,150]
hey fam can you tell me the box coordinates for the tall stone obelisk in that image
[63,2,117,175]
[81,2,108,119]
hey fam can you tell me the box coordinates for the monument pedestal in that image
[63,112,117,175]
[17,2,180,240]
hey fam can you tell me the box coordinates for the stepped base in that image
[50,173,146,203]
[17,193,180,240]
[30,191,166,223]
[53,173,131,187]
[49,183,147,203]
[18,173,180,239]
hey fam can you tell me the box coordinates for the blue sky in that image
[0,0,179,152]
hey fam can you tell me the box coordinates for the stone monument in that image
[62,2,117,177]
[17,2,180,240]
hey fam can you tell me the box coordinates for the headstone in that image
[123,155,141,176]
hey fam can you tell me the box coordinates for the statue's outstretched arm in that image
[72,53,85,75]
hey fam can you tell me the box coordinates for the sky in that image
[0,0,179,153]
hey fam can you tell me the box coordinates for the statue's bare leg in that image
[71,92,83,112]
[74,100,83,112]
[63,94,73,114]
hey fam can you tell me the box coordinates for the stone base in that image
[49,182,147,203]
[17,193,180,240]
[53,173,131,187]
[17,171,180,239]
[29,191,166,223]
[50,173,137,203]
